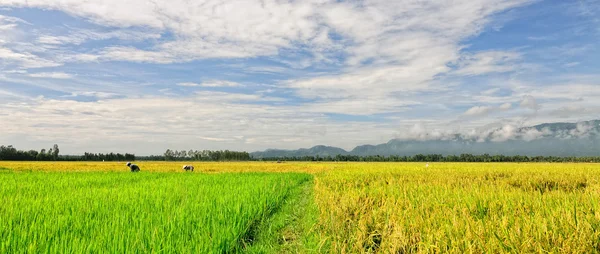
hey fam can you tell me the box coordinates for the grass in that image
[243,178,321,253]
[1,161,600,253]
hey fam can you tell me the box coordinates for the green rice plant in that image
[0,172,311,253]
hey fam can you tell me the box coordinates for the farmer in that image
[182,165,194,172]
[126,162,140,172]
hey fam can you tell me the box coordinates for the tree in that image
[164,149,175,161]
[52,144,60,160]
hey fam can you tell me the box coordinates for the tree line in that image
[0,145,60,161]
[157,149,251,161]
[258,154,600,163]
[0,145,249,162]
[0,145,136,161]
[2,144,600,162]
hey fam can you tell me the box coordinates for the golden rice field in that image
[2,161,600,253]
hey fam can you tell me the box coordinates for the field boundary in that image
[241,175,320,253]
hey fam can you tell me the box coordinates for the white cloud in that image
[396,123,457,141]
[0,0,533,66]
[481,88,501,96]
[519,95,539,110]
[0,88,25,99]
[454,50,522,76]
[8,0,595,153]
[549,105,586,118]
[176,82,201,87]
[462,103,513,118]
[499,102,512,110]
[489,124,517,142]
[305,96,420,115]
[178,80,242,88]
[0,14,29,27]
[393,119,598,143]
[37,29,161,45]
[527,35,556,41]
[199,80,243,87]
[0,46,62,68]
[464,106,493,117]
[66,91,119,99]
[0,95,395,153]
[526,84,600,101]
[37,35,82,45]
[564,62,580,67]
[99,47,176,64]
[195,91,285,103]
[28,72,73,79]
[2,69,26,74]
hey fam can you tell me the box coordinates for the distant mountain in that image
[251,120,600,158]
[253,145,349,158]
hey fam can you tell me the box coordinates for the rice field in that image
[1,162,600,253]
[0,170,311,253]
[313,163,600,253]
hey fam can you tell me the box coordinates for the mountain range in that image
[250,120,600,158]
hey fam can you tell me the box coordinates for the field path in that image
[243,176,320,253]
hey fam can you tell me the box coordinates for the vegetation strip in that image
[242,177,320,253]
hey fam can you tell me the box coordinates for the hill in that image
[251,120,600,158]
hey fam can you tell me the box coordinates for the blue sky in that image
[0,0,598,155]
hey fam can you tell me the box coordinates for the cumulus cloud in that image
[499,103,512,110]
[462,103,514,118]
[397,123,457,141]
[464,106,494,117]
[396,120,598,144]
[520,95,539,110]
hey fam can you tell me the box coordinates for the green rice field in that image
[0,171,311,253]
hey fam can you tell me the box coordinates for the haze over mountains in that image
[251,120,600,158]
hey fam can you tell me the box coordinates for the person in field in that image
[183,165,194,172]
[126,162,140,172]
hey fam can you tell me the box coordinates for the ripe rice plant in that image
[313,163,600,253]
[0,171,311,253]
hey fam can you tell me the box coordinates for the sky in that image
[0,0,599,155]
